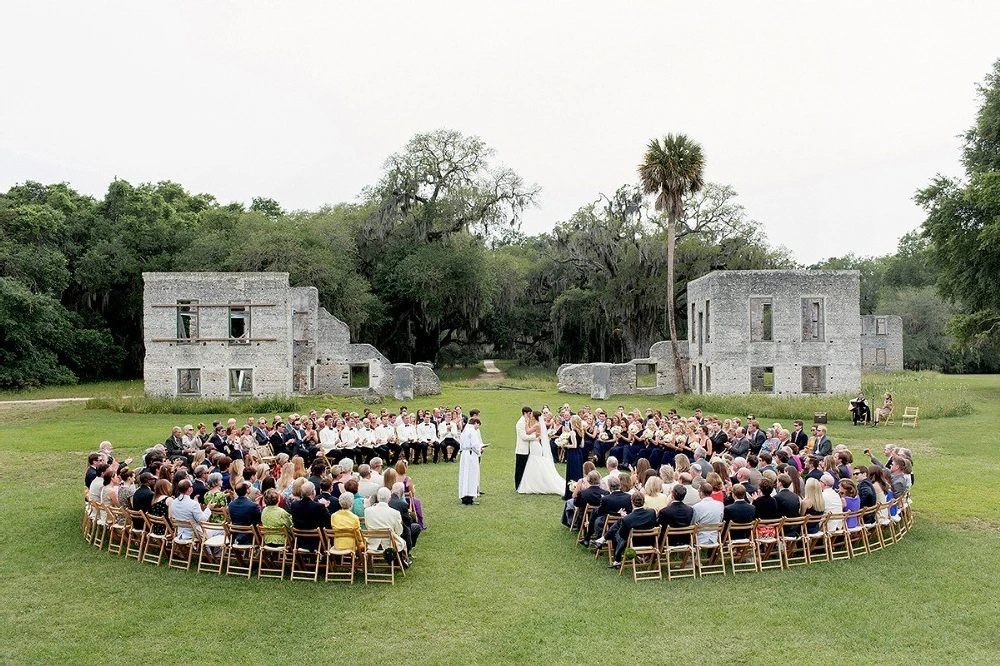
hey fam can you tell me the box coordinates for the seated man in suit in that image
[388,482,421,552]
[723,484,756,540]
[774,473,802,535]
[607,492,658,568]
[568,470,607,530]
[854,465,877,524]
[227,482,262,545]
[658,485,694,545]
[364,487,409,565]
[584,474,631,545]
[850,392,871,425]
[289,481,331,551]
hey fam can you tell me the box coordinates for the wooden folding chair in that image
[90,501,110,550]
[364,528,405,584]
[576,505,594,541]
[142,513,173,566]
[826,513,851,560]
[197,521,225,574]
[224,523,257,578]
[620,528,661,582]
[106,505,128,555]
[804,514,831,563]
[593,515,620,564]
[662,525,697,581]
[860,507,884,552]
[83,499,96,544]
[754,518,784,571]
[124,509,146,560]
[290,528,324,582]
[168,520,200,571]
[778,516,809,567]
[693,523,726,577]
[901,490,914,531]
[875,501,898,546]
[256,526,289,579]
[324,528,360,583]
[844,510,870,557]
[901,407,919,428]
[724,521,759,574]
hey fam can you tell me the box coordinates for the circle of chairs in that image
[571,491,914,583]
[82,501,406,585]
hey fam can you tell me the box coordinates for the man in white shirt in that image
[396,414,418,464]
[169,479,213,540]
[416,413,437,464]
[319,417,339,456]
[690,483,724,545]
[374,415,397,463]
[369,457,385,488]
[438,412,462,463]
[600,456,621,491]
[364,487,408,562]
[339,417,359,454]
[356,417,377,464]
[821,473,844,531]
[357,464,381,499]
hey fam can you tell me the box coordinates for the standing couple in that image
[514,406,565,495]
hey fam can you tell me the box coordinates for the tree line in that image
[3,60,999,389]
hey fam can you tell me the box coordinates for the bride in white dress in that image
[517,410,566,495]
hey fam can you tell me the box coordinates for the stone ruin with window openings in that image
[558,270,902,398]
[142,272,440,401]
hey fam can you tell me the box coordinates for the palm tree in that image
[638,133,705,393]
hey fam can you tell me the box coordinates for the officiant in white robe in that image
[458,417,485,505]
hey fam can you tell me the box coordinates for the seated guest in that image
[203,473,229,523]
[343,479,366,517]
[854,465,877,523]
[228,482,262,544]
[821,473,844,531]
[289,481,331,550]
[691,483,724,545]
[657,485,694,545]
[570,470,607,531]
[148,480,173,535]
[389,482,421,552]
[608,492,658,568]
[330,491,365,554]
[260,489,292,544]
[364,487,409,564]
[839,478,861,529]
[752,476,780,537]
[169,479,213,540]
[585,474,630,545]
[723,484,756,539]
[395,460,426,530]
[85,452,106,489]
[774,473,802,534]
[357,464,381,500]
[642,476,670,512]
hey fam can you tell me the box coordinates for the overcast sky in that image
[2,1,998,264]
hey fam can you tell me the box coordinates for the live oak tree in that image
[918,59,1000,349]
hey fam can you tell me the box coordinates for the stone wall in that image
[860,315,904,371]
[143,272,440,400]
[556,341,689,399]
[143,272,294,398]
[687,270,861,395]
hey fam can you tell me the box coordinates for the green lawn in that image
[1,374,998,665]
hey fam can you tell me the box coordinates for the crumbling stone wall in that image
[860,315,904,371]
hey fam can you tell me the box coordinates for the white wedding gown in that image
[517,421,565,495]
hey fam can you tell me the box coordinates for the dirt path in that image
[477,359,506,380]
[0,397,93,407]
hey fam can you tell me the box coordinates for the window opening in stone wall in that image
[177,368,201,395]
[801,365,826,393]
[802,298,824,341]
[690,303,696,342]
[705,300,711,343]
[635,363,656,389]
[751,366,774,392]
[750,298,773,342]
[229,368,253,395]
[698,311,704,356]
[705,366,712,393]
[350,364,370,389]
[309,365,316,391]
[229,306,250,344]
[698,364,704,393]
[177,300,198,341]
[691,364,697,388]
[875,317,887,336]
[875,348,886,366]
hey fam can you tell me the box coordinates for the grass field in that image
[1,372,998,665]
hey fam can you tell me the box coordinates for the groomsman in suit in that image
[514,406,534,490]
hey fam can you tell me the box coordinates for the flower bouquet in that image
[555,432,571,448]
[567,480,578,494]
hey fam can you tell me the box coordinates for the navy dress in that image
[563,431,584,500]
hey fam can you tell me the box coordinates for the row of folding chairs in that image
[82,499,406,584]
[572,491,914,582]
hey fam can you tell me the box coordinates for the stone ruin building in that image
[143,272,440,401]
[558,269,903,398]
